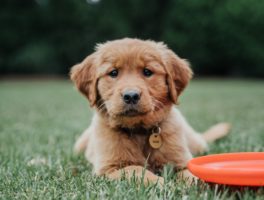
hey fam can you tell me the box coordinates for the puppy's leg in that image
[107,166,164,186]
[185,123,231,155]
[74,127,90,154]
[175,110,231,154]
[173,110,209,154]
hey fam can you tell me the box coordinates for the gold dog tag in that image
[149,133,162,149]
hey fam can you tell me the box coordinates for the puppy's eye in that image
[108,69,118,78]
[143,68,153,77]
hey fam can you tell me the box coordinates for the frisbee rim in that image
[187,152,264,186]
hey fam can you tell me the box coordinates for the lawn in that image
[0,79,264,199]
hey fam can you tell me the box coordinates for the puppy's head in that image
[70,38,192,128]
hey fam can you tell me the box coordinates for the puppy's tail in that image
[202,122,231,143]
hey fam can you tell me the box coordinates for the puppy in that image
[70,38,230,185]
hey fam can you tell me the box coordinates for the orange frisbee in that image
[188,152,264,186]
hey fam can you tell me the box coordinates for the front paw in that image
[177,169,198,185]
[143,169,164,186]
[151,175,164,186]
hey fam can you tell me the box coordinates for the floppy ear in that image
[70,54,97,106]
[164,50,193,104]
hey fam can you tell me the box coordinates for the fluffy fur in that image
[70,38,231,185]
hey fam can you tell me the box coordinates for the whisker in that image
[97,102,106,113]
[151,98,165,111]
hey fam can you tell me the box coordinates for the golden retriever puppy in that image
[70,38,230,185]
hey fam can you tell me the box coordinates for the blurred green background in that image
[0,0,264,77]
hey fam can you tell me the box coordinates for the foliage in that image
[0,0,264,77]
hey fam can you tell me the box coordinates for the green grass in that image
[0,79,264,199]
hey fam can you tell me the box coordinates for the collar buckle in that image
[152,125,161,134]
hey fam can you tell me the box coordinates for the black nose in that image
[123,90,140,104]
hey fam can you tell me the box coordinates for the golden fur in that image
[70,38,231,185]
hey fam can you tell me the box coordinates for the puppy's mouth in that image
[119,105,149,117]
